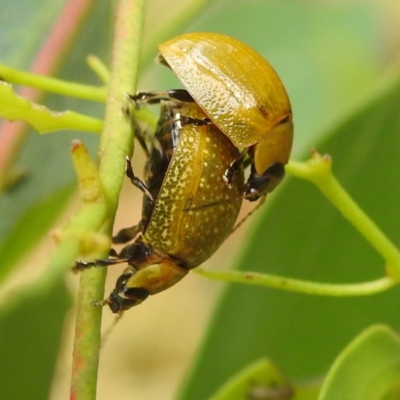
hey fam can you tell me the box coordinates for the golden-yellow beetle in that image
[76,101,244,312]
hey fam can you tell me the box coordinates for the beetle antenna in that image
[99,312,125,349]
[230,197,266,234]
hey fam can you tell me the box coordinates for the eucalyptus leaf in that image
[0,274,71,400]
[0,185,74,283]
[209,359,290,400]
[0,82,102,133]
[318,325,400,400]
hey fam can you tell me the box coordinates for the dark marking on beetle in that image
[257,104,269,118]
[278,111,292,125]
[174,114,212,128]
[128,89,196,106]
[168,89,195,103]
[183,196,240,212]
[266,163,285,178]
[156,53,170,68]
[224,148,248,185]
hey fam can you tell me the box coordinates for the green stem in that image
[286,154,400,279]
[70,1,145,400]
[0,63,107,102]
[86,55,110,84]
[194,269,395,296]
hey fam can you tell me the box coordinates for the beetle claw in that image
[90,299,109,308]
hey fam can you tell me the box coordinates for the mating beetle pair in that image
[76,32,293,313]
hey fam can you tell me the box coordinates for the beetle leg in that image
[74,256,132,271]
[223,149,248,185]
[128,89,195,106]
[173,113,212,129]
[74,242,148,271]
[124,156,154,203]
[166,89,195,102]
[122,97,154,158]
[244,163,285,202]
[112,224,143,244]
[103,268,150,313]
[134,124,152,159]
[128,91,169,105]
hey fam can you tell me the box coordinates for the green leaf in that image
[318,325,400,400]
[209,359,290,400]
[0,184,75,283]
[0,82,103,133]
[209,358,322,400]
[0,0,66,68]
[0,274,71,400]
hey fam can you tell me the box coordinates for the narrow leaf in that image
[0,81,103,133]
[318,325,400,400]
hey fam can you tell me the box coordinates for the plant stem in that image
[0,64,107,102]
[86,55,110,84]
[194,269,395,296]
[70,1,145,400]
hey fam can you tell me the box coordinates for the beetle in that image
[111,104,181,244]
[76,100,244,312]
[131,32,293,202]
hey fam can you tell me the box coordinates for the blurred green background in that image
[0,1,400,399]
